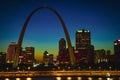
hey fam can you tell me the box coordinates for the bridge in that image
[0,71,120,77]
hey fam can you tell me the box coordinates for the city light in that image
[88,77,92,80]
[26,77,32,80]
[5,78,10,80]
[16,78,21,80]
[107,78,113,80]
[0,0,120,80]
[98,77,102,80]
[77,77,82,80]
[77,30,83,33]
[56,77,62,80]
[67,77,72,80]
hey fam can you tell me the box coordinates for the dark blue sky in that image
[0,0,120,59]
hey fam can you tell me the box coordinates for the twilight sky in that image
[0,0,120,61]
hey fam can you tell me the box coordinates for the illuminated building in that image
[0,52,6,70]
[105,39,120,63]
[59,38,66,51]
[75,29,94,63]
[58,38,70,64]
[43,51,54,66]
[114,39,120,55]
[0,52,6,64]
[24,47,34,66]
[6,42,18,63]
[107,39,120,63]
[94,49,107,63]
[76,29,91,51]
[43,51,49,66]
[49,54,53,64]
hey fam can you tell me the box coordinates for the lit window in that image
[114,43,117,45]
[77,30,83,33]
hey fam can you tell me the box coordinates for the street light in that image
[56,77,62,80]
[28,67,31,70]
[17,67,20,71]
[6,67,9,71]
[67,77,72,80]
[109,66,112,70]
[16,78,21,80]
[5,78,10,80]
[77,77,82,80]
[99,66,101,70]
[89,66,91,70]
[26,77,32,80]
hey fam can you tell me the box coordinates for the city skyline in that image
[0,0,120,61]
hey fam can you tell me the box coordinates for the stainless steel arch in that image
[13,6,75,68]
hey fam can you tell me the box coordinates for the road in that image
[0,71,120,77]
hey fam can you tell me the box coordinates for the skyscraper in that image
[59,38,66,52]
[7,42,18,63]
[76,29,91,51]
[114,39,120,55]
[43,51,49,66]
[58,38,70,64]
[107,39,120,63]
[24,47,34,66]
[75,29,94,63]
[49,54,53,64]
[0,52,6,64]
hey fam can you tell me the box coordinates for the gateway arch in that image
[13,6,75,68]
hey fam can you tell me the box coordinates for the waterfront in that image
[1,76,120,80]
[1,71,120,77]
[0,71,120,80]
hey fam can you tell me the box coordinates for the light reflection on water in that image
[5,78,10,80]
[88,77,92,80]
[26,77,32,80]
[77,77,82,80]
[16,78,21,80]
[56,77,61,80]
[2,77,119,80]
[107,77,113,80]
[98,77,102,80]
[67,77,72,80]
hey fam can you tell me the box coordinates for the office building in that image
[43,51,54,66]
[107,39,120,63]
[0,52,6,64]
[49,54,53,64]
[114,39,120,55]
[59,38,66,52]
[43,51,49,66]
[94,49,107,63]
[6,42,18,63]
[75,29,94,63]
[76,29,91,51]
[24,47,35,66]
[58,38,70,64]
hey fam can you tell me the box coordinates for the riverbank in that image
[0,71,120,77]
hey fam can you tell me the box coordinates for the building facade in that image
[24,47,35,66]
[7,42,18,63]
[75,29,94,63]
[43,51,54,66]
[114,39,120,55]
[58,38,70,64]
[0,52,6,64]
[94,49,107,63]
